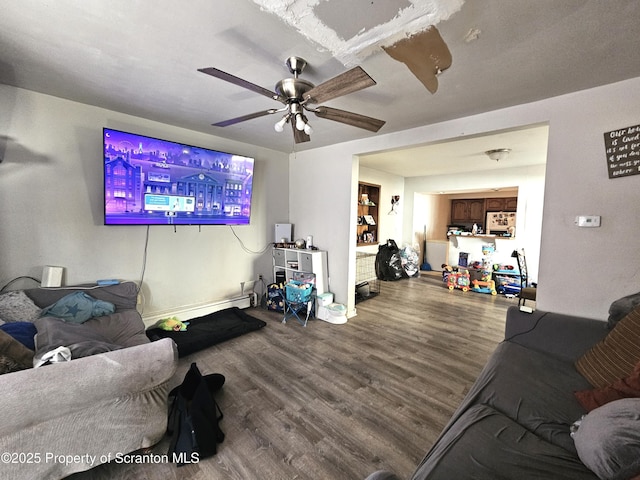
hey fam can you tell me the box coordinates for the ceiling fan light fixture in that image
[295,113,306,131]
[274,114,290,133]
[485,148,511,162]
[303,122,313,135]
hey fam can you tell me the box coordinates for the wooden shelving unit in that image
[357,182,380,246]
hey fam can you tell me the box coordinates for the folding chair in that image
[282,281,315,327]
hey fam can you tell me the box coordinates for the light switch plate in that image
[575,215,601,227]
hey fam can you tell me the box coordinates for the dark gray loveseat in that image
[367,305,637,480]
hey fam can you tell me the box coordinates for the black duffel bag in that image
[167,362,225,466]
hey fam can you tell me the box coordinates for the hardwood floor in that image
[68,273,517,480]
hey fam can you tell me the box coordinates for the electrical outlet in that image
[258,274,263,281]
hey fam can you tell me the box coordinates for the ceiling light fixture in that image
[274,113,290,132]
[485,148,511,162]
[274,100,315,136]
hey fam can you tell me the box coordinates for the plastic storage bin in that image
[285,281,313,303]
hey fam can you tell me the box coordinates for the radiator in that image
[142,294,254,328]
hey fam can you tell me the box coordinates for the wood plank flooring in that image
[68,273,517,480]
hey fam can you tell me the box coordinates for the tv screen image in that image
[103,128,254,225]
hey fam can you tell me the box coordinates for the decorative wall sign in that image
[603,124,640,179]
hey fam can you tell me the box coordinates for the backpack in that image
[167,362,225,466]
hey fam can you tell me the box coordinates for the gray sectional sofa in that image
[367,304,640,480]
[0,282,178,480]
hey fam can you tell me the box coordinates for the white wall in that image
[288,146,357,314]
[0,85,289,316]
[288,155,403,317]
[412,193,449,271]
[290,77,640,320]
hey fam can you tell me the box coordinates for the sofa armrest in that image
[504,306,608,362]
[0,337,177,434]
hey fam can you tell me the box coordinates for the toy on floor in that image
[155,316,188,331]
[472,278,497,295]
[441,263,454,283]
[447,269,471,292]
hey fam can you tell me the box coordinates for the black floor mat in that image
[146,307,267,357]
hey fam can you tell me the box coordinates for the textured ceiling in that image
[1,0,639,169]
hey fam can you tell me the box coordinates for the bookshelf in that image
[357,182,380,246]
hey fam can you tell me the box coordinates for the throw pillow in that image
[575,304,640,388]
[40,291,116,324]
[0,322,37,350]
[575,361,640,411]
[608,290,640,328]
[573,398,640,480]
[0,290,42,323]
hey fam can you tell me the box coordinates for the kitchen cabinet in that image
[451,199,485,223]
[485,197,518,212]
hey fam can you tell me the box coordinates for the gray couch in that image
[0,282,178,480]
[368,306,616,480]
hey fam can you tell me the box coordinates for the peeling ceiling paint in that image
[383,26,452,93]
[315,0,413,41]
[251,0,464,66]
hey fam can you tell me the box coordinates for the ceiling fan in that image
[198,57,386,144]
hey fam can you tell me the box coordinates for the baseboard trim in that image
[142,294,252,328]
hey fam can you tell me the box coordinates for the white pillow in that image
[573,398,640,480]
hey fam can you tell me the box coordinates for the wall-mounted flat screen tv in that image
[103,128,254,225]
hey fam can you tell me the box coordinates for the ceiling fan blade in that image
[291,122,310,144]
[213,109,276,127]
[304,66,376,104]
[314,106,385,133]
[198,67,285,103]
